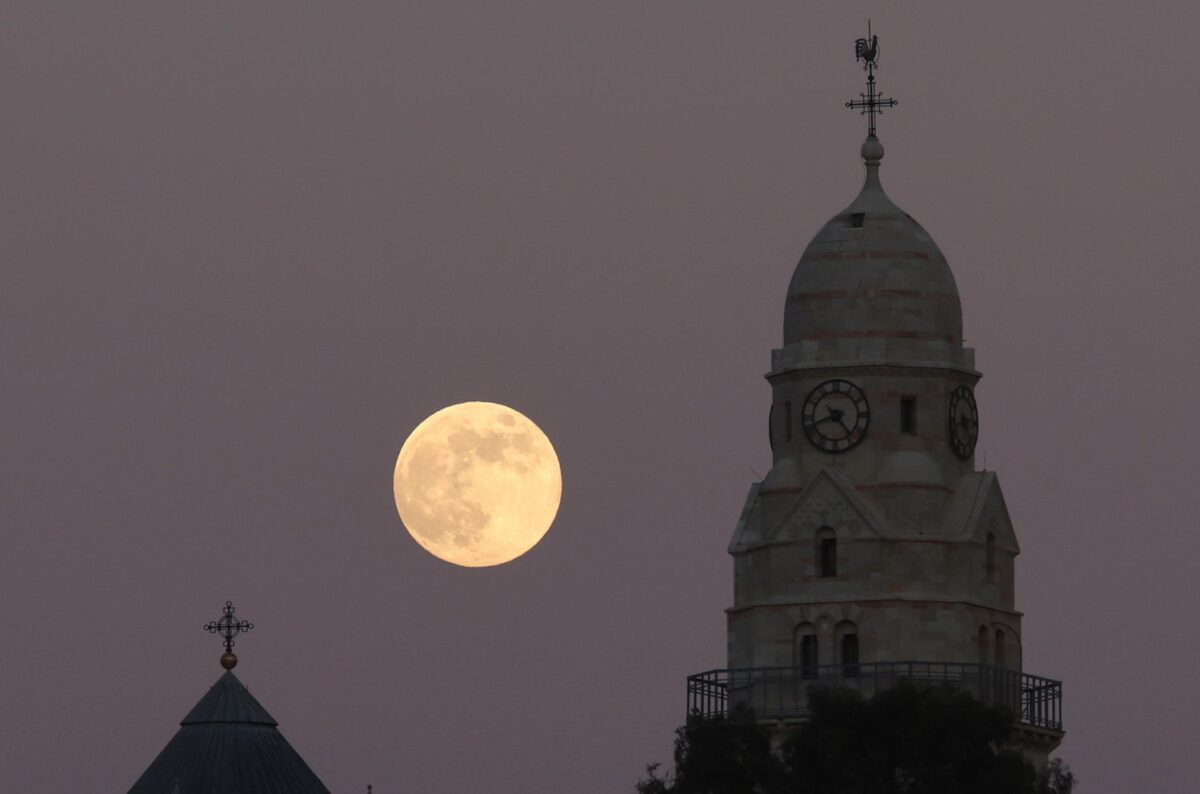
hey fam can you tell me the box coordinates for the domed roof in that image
[780,137,966,370]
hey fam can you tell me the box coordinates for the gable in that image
[727,482,765,554]
[767,466,889,543]
[951,471,1020,552]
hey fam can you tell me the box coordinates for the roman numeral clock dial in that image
[801,379,870,453]
[947,385,979,459]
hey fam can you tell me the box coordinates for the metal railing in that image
[686,661,1062,732]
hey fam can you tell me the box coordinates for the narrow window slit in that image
[819,537,837,578]
[901,396,916,434]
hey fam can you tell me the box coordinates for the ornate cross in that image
[204,600,254,654]
[845,21,897,138]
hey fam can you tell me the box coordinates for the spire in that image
[129,603,331,793]
[129,670,331,793]
[203,600,254,671]
[845,21,898,140]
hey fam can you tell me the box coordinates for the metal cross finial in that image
[204,600,254,654]
[845,21,898,138]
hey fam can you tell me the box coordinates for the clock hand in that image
[813,408,846,427]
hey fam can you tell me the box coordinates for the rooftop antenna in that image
[845,20,898,138]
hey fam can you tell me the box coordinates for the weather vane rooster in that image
[846,20,896,138]
[855,26,880,70]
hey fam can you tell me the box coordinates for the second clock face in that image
[948,385,979,459]
[802,379,870,453]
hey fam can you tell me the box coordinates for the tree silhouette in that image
[638,683,1073,794]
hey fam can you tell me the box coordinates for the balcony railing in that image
[686,661,1063,732]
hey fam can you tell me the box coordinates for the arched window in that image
[836,620,859,678]
[817,527,837,578]
[985,532,996,582]
[994,628,1006,669]
[977,625,989,666]
[795,623,818,679]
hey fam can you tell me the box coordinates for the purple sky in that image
[2,3,1197,792]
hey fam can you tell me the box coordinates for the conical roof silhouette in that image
[128,670,330,793]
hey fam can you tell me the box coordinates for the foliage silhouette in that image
[636,704,780,794]
[637,682,1073,794]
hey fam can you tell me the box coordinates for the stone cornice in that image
[726,595,1023,618]
[732,532,989,553]
[767,359,982,381]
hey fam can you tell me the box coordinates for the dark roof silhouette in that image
[129,670,330,793]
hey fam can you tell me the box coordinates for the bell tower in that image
[686,29,1063,760]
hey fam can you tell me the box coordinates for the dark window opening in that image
[800,635,818,679]
[850,212,865,228]
[994,629,1006,669]
[783,400,792,442]
[841,634,860,677]
[819,538,837,578]
[901,396,917,434]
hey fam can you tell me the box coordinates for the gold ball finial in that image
[205,601,253,670]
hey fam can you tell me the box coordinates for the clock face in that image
[947,385,979,459]
[802,379,870,453]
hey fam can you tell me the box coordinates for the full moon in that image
[393,402,562,567]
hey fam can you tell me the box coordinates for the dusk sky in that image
[2,3,1197,792]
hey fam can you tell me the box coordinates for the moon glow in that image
[393,402,562,567]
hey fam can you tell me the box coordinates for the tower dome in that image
[780,136,967,371]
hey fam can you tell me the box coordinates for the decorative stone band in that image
[788,288,958,303]
[767,360,981,379]
[802,249,931,262]
[790,329,958,342]
[787,291,955,305]
[857,482,955,493]
[725,597,1024,615]
[758,483,958,497]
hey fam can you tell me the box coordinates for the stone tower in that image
[685,73,1063,758]
[728,133,1002,674]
